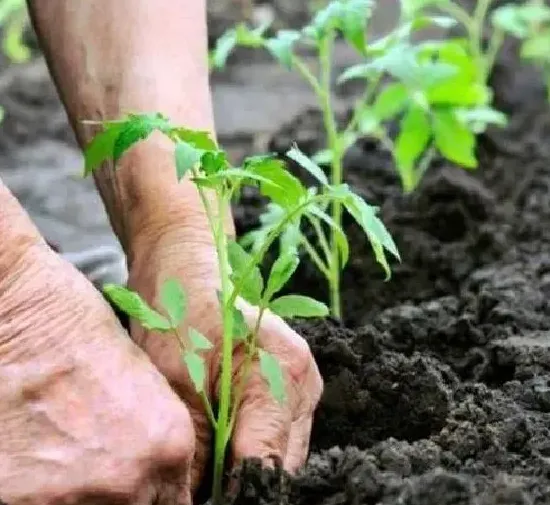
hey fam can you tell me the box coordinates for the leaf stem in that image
[344,74,382,136]
[211,191,234,505]
[471,0,495,81]
[300,234,331,277]
[225,306,266,443]
[319,35,343,319]
[308,215,332,267]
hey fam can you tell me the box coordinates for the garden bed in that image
[226,41,550,504]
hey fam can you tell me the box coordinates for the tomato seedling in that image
[210,0,504,317]
[491,0,550,100]
[82,112,398,503]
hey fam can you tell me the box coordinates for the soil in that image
[226,41,550,505]
[3,7,550,505]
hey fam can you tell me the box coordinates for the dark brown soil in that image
[227,43,550,505]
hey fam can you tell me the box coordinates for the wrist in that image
[110,135,235,265]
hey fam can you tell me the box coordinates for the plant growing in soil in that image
[81,111,398,502]
[209,0,506,317]
[491,0,550,100]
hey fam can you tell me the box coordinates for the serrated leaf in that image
[265,30,301,69]
[201,150,228,175]
[286,144,328,185]
[112,113,171,164]
[247,156,307,209]
[103,284,172,331]
[175,141,202,181]
[188,327,213,350]
[432,109,477,168]
[340,191,400,278]
[269,294,329,319]
[394,104,432,191]
[340,0,372,54]
[372,82,410,121]
[160,278,187,328]
[307,1,343,40]
[183,351,206,393]
[172,128,218,151]
[83,123,125,176]
[265,252,300,300]
[258,349,286,404]
[227,240,264,305]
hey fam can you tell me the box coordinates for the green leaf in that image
[286,144,328,185]
[269,294,329,319]
[227,240,264,305]
[400,0,449,18]
[372,82,410,121]
[235,22,268,46]
[201,150,228,175]
[456,106,507,133]
[306,1,343,40]
[232,307,250,341]
[432,109,477,168]
[340,0,372,54]
[340,191,400,278]
[182,351,206,393]
[312,149,334,165]
[188,327,213,351]
[265,252,300,300]
[83,123,125,176]
[258,349,286,404]
[394,104,432,191]
[112,113,170,164]
[247,156,307,209]
[172,128,218,151]
[160,278,187,327]
[265,30,301,69]
[175,141,202,181]
[211,29,237,68]
[103,284,172,331]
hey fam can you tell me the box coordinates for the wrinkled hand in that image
[0,191,196,505]
[127,207,323,491]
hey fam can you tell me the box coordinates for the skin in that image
[0,1,323,503]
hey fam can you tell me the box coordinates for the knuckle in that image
[285,334,315,384]
[149,406,195,469]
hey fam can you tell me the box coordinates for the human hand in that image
[126,192,323,492]
[0,186,196,505]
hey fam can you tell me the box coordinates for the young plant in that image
[209,0,501,317]
[82,112,398,502]
[491,0,550,100]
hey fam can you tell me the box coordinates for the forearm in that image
[27,0,226,253]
